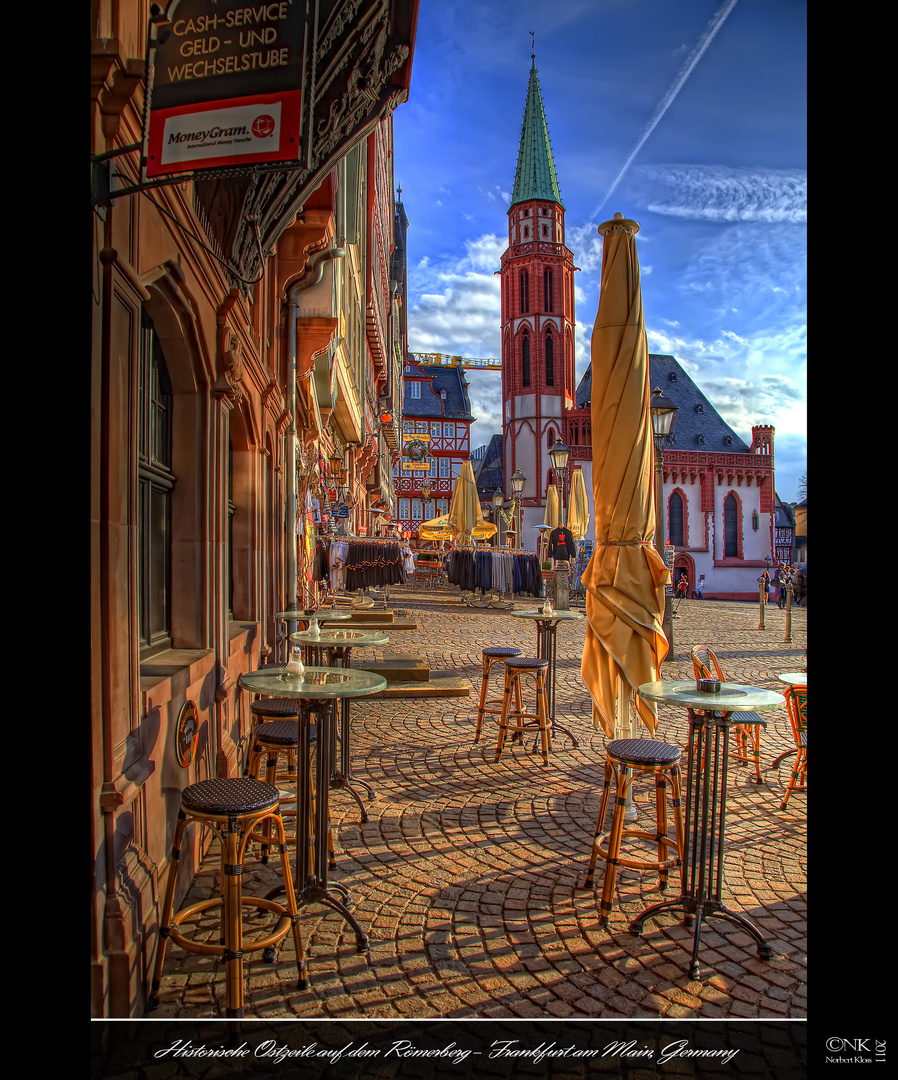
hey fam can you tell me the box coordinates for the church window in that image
[519,271,530,313]
[544,269,553,311]
[522,332,531,386]
[724,494,739,557]
[668,492,684,546]
[545,332,554,385]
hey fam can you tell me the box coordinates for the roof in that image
[402,362,476,421]
[510,58,564,209]
[473,434,504,496]
[575,353,750,453]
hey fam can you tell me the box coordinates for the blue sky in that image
[392,0,807,504]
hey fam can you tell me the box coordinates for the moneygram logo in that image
[252,114,276,138]
[825,1038,886,1064]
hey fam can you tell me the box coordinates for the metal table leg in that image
[537,621,579,749]
[628,708,773,979]
[328,646,375,821]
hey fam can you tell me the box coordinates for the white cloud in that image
[634,164,807,224]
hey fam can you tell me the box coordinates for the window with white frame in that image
[436,498,449,514]
[409,382,421,398]
[411,499,423,520]
[431,422,440,439]
[443,422,454,438]
[399,498,409,519]
[439,457,449,478]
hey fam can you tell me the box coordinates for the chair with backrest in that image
[780,683,807,810]
[691,645,766,783]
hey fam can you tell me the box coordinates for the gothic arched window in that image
[545,332,554,386]
[544,269,554,312]
[668,492,684,546]
[522,331,531,386]
[724,493,739,557]
[519,271,530,313]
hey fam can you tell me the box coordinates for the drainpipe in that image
[284,245,345,641]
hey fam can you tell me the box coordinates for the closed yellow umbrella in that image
[580,212,670,737]
[447,461,497,543]
[419,512,495,542]
[567,468,590,540]
[543,483,560,528]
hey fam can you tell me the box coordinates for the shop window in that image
[137,311,175,659]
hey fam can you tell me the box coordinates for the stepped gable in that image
[575,353,750,453]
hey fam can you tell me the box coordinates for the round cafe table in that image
[777,672,807,686]
[289,626,389,821]
[239,665,386,954]
[632,679,785,980]
[509,608,583,748]
[274,609,352,663]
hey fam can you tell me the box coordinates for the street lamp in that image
[548,439,571,526]
[493,487,504,547]
[511,468,526,550]
[650,387,679,660]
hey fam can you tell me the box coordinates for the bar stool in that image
[148,777,306,1018]
[495,657,552,764]
[246,720,335,871]
[247,696,300,777]
[473,646,522,743]
[583,739,686,927]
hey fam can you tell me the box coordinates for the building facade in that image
[394,361,476,538]
[91,0,417,1017]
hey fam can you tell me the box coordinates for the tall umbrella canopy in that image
[447,460,495,544]
[543,483,560,528]
[580,213,670,737]
[567,468,590,541]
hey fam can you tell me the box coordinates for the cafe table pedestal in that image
[290,627,389,821]
[509,608,583,749]
[631,679,785,980]
[239,666,386,954]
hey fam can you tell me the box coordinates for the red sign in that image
[146,0,305,178]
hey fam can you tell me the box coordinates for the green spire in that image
[510,57,564,209]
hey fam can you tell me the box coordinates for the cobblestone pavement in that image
[151,587,807,1020]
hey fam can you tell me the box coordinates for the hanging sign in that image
[401,462,431,471]
[145,0,305,178]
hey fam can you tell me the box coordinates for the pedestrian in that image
[693,574,705,600]
[778,564,792,609]
[761,569,772,604]
[676,571,689,600]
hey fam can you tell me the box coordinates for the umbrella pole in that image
[617,683,638,821]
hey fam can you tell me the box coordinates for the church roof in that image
[575,353,750,453]
[510,58,565,209]
[473,433,504,496]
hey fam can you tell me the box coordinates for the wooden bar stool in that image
[584,739,686,927]
[247,696,300,777]
[148,777,306,1018]
[473,646,522,742]
[495,657,552,764]
[246,720,335,871]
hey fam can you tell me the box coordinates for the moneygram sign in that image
[146,0,304,178]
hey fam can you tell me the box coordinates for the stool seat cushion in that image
[252,719,317,747]
[483,646,523,658]
[607,739,681,767]
[181,778,279,816]
[250,696,300,717]
[505,657,548,670]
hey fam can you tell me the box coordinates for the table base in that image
[626,707,773,980]
[536,620,580,750]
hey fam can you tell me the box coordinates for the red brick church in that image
[497,54,790,600]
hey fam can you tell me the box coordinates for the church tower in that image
[500,50,577,530]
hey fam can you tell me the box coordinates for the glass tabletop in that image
[240,666,387,699]
[275,609,353,621]
[777,672,807,686]
[289,628,389,646]
[637,680,784,712]
[510,608,584,621]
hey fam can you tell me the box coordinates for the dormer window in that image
[723,435,732,446]
[439,388,447,402]
[695,404,704,414]
[668,371,677,382]
[696,434,705,445]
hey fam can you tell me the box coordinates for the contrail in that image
[594,0,740,219]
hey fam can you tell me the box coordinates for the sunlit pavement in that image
[150,586,806,1019]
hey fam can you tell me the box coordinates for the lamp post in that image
[511,468,526,550]
[548,439,571,526]
[650,387,679,661]
[493,488,504,548]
